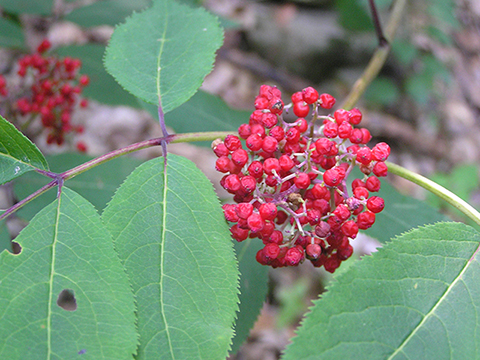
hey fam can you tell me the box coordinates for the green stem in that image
[386,161,480,227]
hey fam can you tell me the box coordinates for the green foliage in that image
[104,0,224,113]
[364,77,400,107]
[55,44,141,108]
[64,0,152,27]
[0,115,48,185]
[0,188,137,359]
[0,17,25,49]
[102,155,239,359]
[14,153,143,220]
[334,0,373,32]
[0,0,53,15]
[283,222,480,359]
[231,239,269,354]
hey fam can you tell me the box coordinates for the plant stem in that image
[341,0,407,110]
[0,130,234,220]
[386,161,480,227]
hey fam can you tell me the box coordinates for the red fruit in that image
[80,99,89,108]
[223,174,241,193]
[371,142,391,162]
[224,135,242,151]
[279,154,295,171]
[360,128,372,144]
[324,256,341,273]
[338,121,352,139]
[79,74,90,86]
[351,178,366,190]
[293,101,310,117]
[333,109,350,124]
[349,108,363,125]
[269,98,284,115]
[311,184,328,199]
[349,129,364,144]
[238,124,251,139]
[213,142,229,157]
[357,211,376,230]
[231,148,249,167]
[259,203,277,221]
[284,247,304,266]
[241,176,257,194]
[356,147,372,165]
[246,134,263,151]
[36,39,51,53]
[215,156,232,173]
[276,211,288,225]
[248,161,264,178]
[319,93,336,109]
[306,243,322,259]
[231,224,249,242]
[264,243,280,260]
[302,86,319,104]
[323,121,338,138]
[269,126,285,141]
[307,208,321,225]
[294,172,311,189]
[262,136,278,153]
[333,204,351,222]
[366,196,385,213]
[373,161,388,177]
[236,202,254,219]
[291,91,303,103]
[366,176,381,192]
[337,243,354,260]
[223,204,239,222]
[353,186,369,200]
[315,138,337,156]
[323,168,343,187]
[295,118,308,133]
[76,141,87,153]
[254,95,269,110]
[247,213,265,232]
[285,127,301,143]
[263,158,281,175]
[260,113,278,128]
[341,220,358,238]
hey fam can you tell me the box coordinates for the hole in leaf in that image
[57,289,77,311]
[11,241,22,255]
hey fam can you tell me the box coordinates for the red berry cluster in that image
[0,39,89,147]
[213,85,391,273]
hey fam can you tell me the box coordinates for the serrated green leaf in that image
[65,0,152,27]
[14,153,144,220]
[104,0,223,113]
[55,44,141,107]
[0,17,25,49]
[0,187,137,359]
[230,239,269,354]
[102,154,239,359]
[282,222,480,360]
[0,0,53,15]
[0,115,48,185]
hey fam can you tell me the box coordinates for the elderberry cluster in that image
[213,85,390,273]
[0,39,89,149]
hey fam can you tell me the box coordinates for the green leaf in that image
[282,222,480,360]
[364,77,400,106]
[391,40,418,66]
[0,187,137,359]
[14,153,144,220]
[0,0,53,15]
[0,17,25,49]
[0,115,48,185]
[55,44,141,107]
[65,0,152,27]
[335,0,373,32]
[104,0,224,113]
[102,154,239,359]
[0,220,10,254]
[230,239,269,354]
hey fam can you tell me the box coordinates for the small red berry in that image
[294,172,311,189]
[246,134,263,151]
[365,176,381,192]
[306,243,322,259]
[319,93,336,109]
[371,142,391,162]
[293,101,310,117]
[366,196,385,213]
[248,161,264,178]
[231,148,249,167]
[259,203,278,221]
[262,136,278,153]
[349,108,363,125]
[247,213,265,232]
[76,141,87,153]
[373,161,388,177]
[357,211,376,230]
[302,86,319,104]
[224,135,242,151]
[263,158,281,175]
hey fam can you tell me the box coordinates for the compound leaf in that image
[0,188,137,359]
[102,154,239,360]
[104,0,223,113]
[0,115,48,185]
[282,222,480,360]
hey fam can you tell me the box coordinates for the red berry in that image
[248,161,264,178]
[293,101,309,117]
[259,203,277,221]
[338,121,352,139]
[306,243,322,259]
[324,256,341,273]
[215,156,232,173]
[349,129,364,144]
[333,204,351,221]
[269,126,285,141]
[247,213,265,232]
[76,141,87,153]
[294,172,311,189]
[238,124,251,139]
[213,142,229,157]
[264,243,280,260]
[223,204,239,222]
[337,243,354,260]
[323,121,338,138]
[371,142,391,162]
[246,134,263,151]
[224,135,242,151]
[263,158,281,175]
[37,39,51,53]
[241,176,257,193]
[315,138,337,156]
[231,224,249,242]
[254,95,269,110]
[223,174,241,193]
[323,168,343,187]
[333,109,350,124]
[360,128,372,144]
[356,147,372,165]
[311,184,328,199]
[319,93,336,109]
[341,220,358,238]
[302,86,319,104]
[285,127,301,143]
[279,154,295,172]
[349,108,363,125]
[260,113,277,128]
[284,247,304,266]
[231,148,249,167]
[357,211,376,230]
[269,98,284,115]
[373,161,388,177]
[236,202,254,219]
[295,118,308,133]
[365,176,381,192]
[262,136,278,153]
[291,91,303,103]
[79,74,90,86]
[353,186,369,200]
[366,196,385,213]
